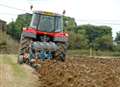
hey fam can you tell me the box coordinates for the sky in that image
[0,0,120,38]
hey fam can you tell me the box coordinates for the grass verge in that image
[1,54,27,79]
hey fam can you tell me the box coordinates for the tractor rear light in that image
[65,33,69,37]
[23,27,27,31]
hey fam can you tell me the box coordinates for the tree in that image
[67,24,113,50]
[63,16,77,31]
[7,22,21,40]
[7,13,32,40]
[115,31,120,44]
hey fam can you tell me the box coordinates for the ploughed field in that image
[37,56,120,87]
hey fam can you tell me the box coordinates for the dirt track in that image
[0,55,38,87]
[37,57,120,87]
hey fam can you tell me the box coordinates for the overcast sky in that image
[0,0,120,38]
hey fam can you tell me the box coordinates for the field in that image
[1,54,120,87]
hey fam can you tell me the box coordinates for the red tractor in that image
[18,11,69,66]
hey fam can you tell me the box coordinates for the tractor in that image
[18,11,69,66]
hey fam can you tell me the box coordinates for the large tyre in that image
[55,43,67,61]
[19,36,31,54]
[18,34,31,64]
[59,52,66,61]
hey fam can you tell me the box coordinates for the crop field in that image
[0,54,120,87]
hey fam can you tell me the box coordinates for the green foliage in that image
[63,16,77,31]
[113,44,120,51]
[0,31,7,53]
[113,31,120,52]
[115,31,120,44]
[15,13,32,31]
[7,22,21,40]
[67,24,113,50]
[7,13,32,40]
[68,49,120,57]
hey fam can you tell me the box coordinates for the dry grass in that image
[0,32,19,54]
[0,55,38,87]
[67,49,120,57]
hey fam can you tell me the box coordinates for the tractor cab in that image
[30,11,63,32]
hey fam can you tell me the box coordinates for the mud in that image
[37,57,120,87]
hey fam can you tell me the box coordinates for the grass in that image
[0,54,38,87]
[67,49,120,57]
[0,55,3,63]
[1,54,27,79]
[0,31,19,54]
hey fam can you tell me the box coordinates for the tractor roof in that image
[33,11,62,16]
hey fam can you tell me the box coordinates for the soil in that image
[37,57,120,87]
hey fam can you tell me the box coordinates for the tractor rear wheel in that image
[55,43,67,61]
[18,35,31,64]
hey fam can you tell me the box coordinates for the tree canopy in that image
[67,24,113,50]
[115,31,120,44]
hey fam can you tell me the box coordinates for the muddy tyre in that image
[55,43,67,61]
[18,34,31,64]
[59,52,66,61]
[19,36,31,55]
